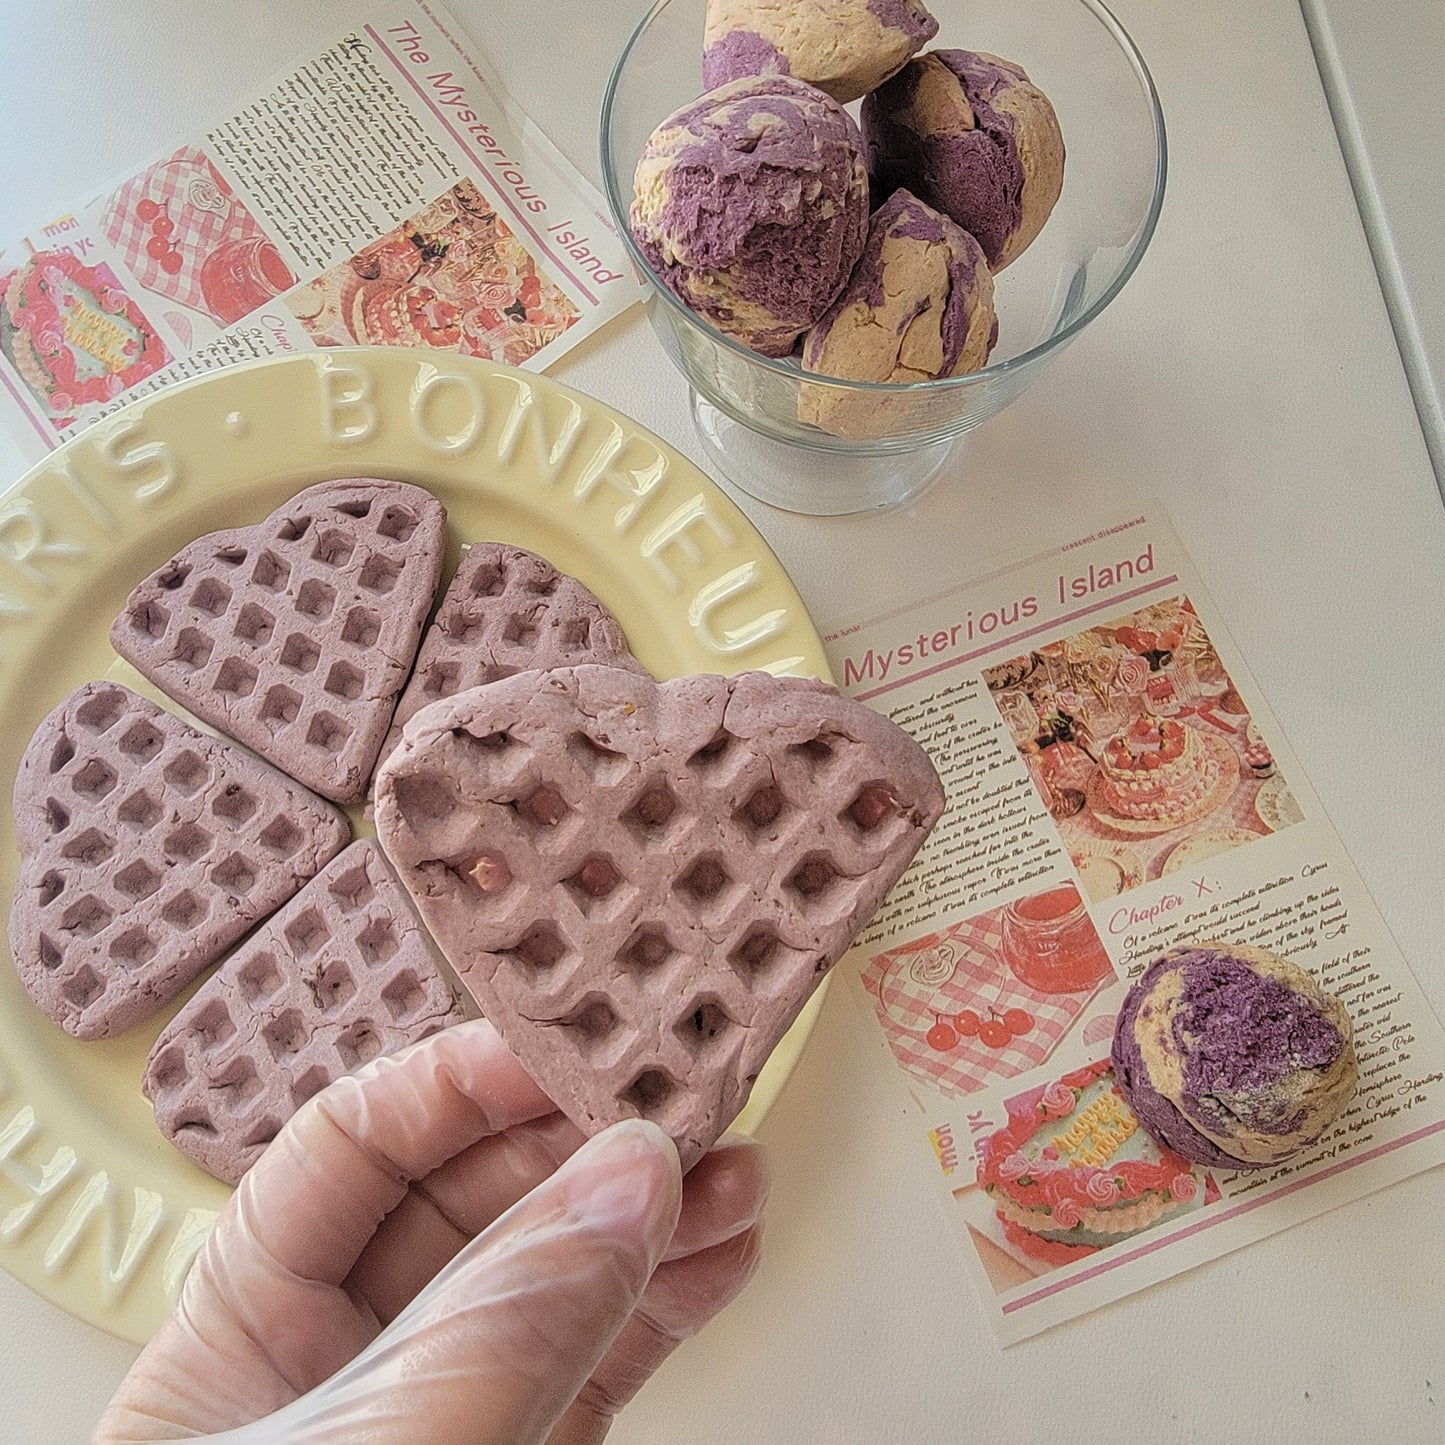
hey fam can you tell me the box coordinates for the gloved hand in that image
[95,1019,768,1444]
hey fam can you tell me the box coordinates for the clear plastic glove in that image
[95,1019,768,1444]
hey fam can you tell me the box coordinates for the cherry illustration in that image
[953,1008,981,1038]
[136,198,161,223]
[926,1018,958,1052]
[978,1019,1011,1049]
[1003,1007,1034,1036]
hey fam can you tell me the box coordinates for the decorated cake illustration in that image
[0,251,169,425]
[1095,716,1221,822]
[977,1059,1207,1264]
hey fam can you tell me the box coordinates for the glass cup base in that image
[690,392,958,516]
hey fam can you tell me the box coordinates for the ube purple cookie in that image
[1112,942,1358,1170]
[144,839,465,1184]
[373,665,945,1169]
[374,542,646,781]
[110,479,447,805]
[9,682,348,1039]
[862,49,1065,270]
[800,189,996,435]
[703,0,938,105]
[630,75,869,357]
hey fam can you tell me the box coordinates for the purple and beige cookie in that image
[1111,942,1358,1170]
[703,0,938,105]
[374,541,646,782]
[629,75,870,356]
[862,49,1065,270]
[373,665,945,1169]
[144,839,465,1184]
[9,682,348,1040]
[110,479,447,805]
[800,188,997,433]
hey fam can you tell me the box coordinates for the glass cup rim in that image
[599,0,1168,396]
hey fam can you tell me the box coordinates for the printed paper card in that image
[823,511,1445,1342]
[0,0,640,463]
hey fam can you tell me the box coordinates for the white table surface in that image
[3,2,1445,1441]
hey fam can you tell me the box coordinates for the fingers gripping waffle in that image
[373,666,945,1168]
[110,479,447,804]
[375,541,645,781]
[144,839,465,1184]
[9,682,349,1039]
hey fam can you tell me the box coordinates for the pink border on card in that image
[855,576,1181,702]
[1001,1116,1445,1314]
[364,25,600,307]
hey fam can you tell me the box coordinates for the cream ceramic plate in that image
[1254,773,1305,832]
[1069,841,1145,902]
[1160,828,1264,876]
[0,348,833,1345]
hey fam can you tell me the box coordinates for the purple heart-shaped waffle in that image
[9,682,349,1039]
[373,666,944,1168]
[110,479,447,804]
[373,541,645,784]
[144,839,465,1183]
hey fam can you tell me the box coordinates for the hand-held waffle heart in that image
[9,681,349,1039]
[374,540,646,783]
[143,839,466,1184]
[372,665,945,1168]
[110,479,447,804]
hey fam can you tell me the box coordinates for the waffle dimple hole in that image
[358,554,401,594]
[49,736,75,773]
[234,602,276,645]
[211,783,258,823]
[109,926,155,966]
[62,964,105,1010]
[622,1069,676,1120]
[211,853,258,894]
[296,578,337,619]
[735,782,788,836]
[568,730,627,782]
[336,1023,382,1069]
[160,890,207,930]
[117,721,164,761]
[548,995,621,1060]
[312,959,356,1013]
[164,822,212,862]
[729,925,785,982]
[324,661,365,701]
[502,608,540,646]
[423,661,461,697]
[157,563,192,591]
[215,545,248,567]
[563,856,624,915]
[306,711,352,756]
[118,790,162,832]
[38,935,62,970]
[285,909,328,959]
[790,733,839,773]
[845,784,900,833]
[263,1009,307,1059]
[44,798,70,833]
[333,498,372,519]
[241,1116,282,1151]
[380,970,426,1021]
[674,854,733,908]
[356,917,399,965]
[279,633,321,674]
[163,750,209,795]
[36,871,65,907]
[62,828,115,865]
[687,730,735,771]
[74,689,126,733]
[470,559,506,597]
[784,853,845,907]
[310,528,352,566]
[328,861,376,912]
[515,785,569,830]
[252,550,290,592]
[618,924,675,975]
[391,772,460,829]
[193,997,236,1048]
[170,627,214,671]
[131,599,170,639]
[190,577,232,617]
[560,617,592,651]
[341,606,381,647]
[215,1056,263,1106]
[674,999,738,1057]
[114,859,161,901]
[258,816,303,858]
[277,516,310,543]
[215,657,259,700]
[498,922,568,981]
[71,758,118,799]
[621,782,677,839]
[261,685,302,727]
[377,504,418,542]
[60,895,112,938]
[446,611,491,644]
[147,1045,188,1094]
[174,1113,220,1142]
[237,952,282,1002]
[290,1066,331,1110]
[524,567,560,597]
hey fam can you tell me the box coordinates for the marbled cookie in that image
[1112,942,1359,1170]
[373,665,944,1168]
[862,49,1065,270]
[375,542,645,780]
[110,479,447,804]
[144,839,465,1184]
[703,0,938,105]
[8,682,348,1039]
